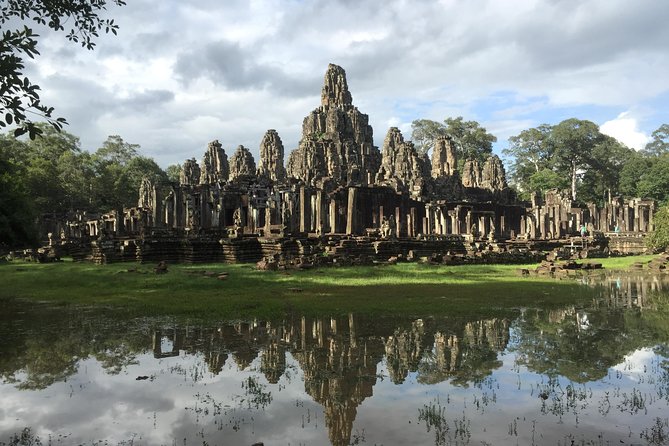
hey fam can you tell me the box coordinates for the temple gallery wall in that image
[40,64,655,265]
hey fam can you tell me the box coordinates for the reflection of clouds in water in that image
[2,294,669,445]
[1,352,329,446]
[612,348,658,378]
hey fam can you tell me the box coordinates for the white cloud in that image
[600,112,651,150]
[12,0,669,167]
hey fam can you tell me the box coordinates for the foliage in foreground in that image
[0,0,126,138]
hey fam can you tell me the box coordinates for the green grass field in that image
[0,255,657,319]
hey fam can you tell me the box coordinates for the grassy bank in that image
[0,255,656,319]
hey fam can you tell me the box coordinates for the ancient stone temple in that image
[258,129,286,183]
[50,63,656,264]
[286,63,380,188]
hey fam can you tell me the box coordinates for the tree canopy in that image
[643,124,669,157]
[0,0,126,138]
[0,127,168,247]
[411,116,497,166]
[503,119,639,203]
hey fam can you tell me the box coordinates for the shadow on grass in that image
[0,260,604,320]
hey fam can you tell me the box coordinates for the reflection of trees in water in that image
[4,272,669,445]
[511,273,669,383]
[0,302,149,390]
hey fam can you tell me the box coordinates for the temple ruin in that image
[44,64,655,264]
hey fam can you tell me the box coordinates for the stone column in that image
[300,186,310,233]
[426,205,433,235]
[395,206,402,238]
[440,208,448,235]
[329,200,338,234]
[346,187,358,235]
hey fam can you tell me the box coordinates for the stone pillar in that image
[410,207,417,238]
[425,206,433,235]
[175,189,185,228]
[346,187,358,235]
[314,192,323,234]
[440,208,448,235]
[300,186,310,233]
[465,209,472,235]
[250,207,258,233]
[329,200,338,234]
[260,206,269,234]
[395,206,401,238]
[623,206,630,232]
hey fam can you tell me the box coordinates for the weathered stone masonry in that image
[49,64,655,264]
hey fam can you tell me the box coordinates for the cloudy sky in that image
[25,0,669,167]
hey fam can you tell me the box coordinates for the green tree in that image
[95,135,139,166]
[166,163,182,183]
[0,136,37,247]
[550,118,603,201]
[503,124,553,195]
[410,119,447,155]
[58,150,96,210]
[646,205,669,252]
[0,0,126,138]
[92,136,167,209]
[410,116,497,167]
[527,168,568,195]
[619,152,653,198]
[18,123,83,213]
[579,136,635,204]
[643,124,669,157]
[636,154,669,203]
[444,116,496,165]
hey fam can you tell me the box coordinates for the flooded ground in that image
[1,271,669,445]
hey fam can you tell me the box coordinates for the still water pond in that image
[2,272,669,445]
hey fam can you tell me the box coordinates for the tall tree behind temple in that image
[92,135,168,210]
[504,119,638,204]
[0,135,37,246]
[0,128,168,247]
[643,124,669,157]
[503,124,556,195]
[411,116,496,167]
[579,135,636,204]
[550,119,603,202]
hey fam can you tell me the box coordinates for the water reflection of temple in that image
[150,314,512,445]
[584,272,667,309]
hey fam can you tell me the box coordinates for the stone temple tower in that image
[286,64,381,187]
